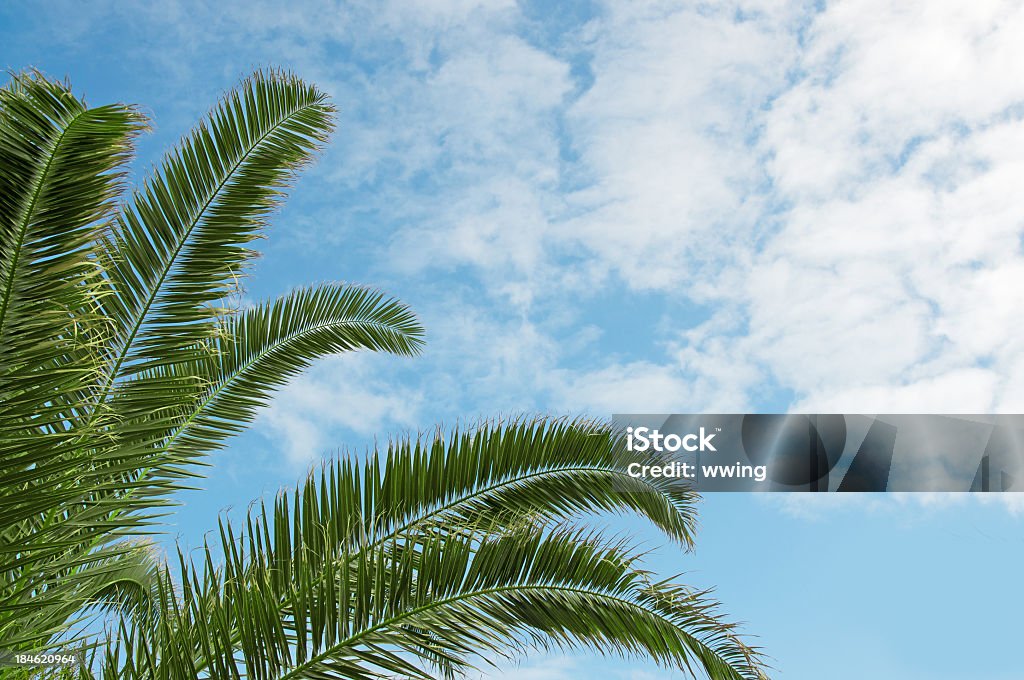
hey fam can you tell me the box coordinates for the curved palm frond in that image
[79,540,166,629]
[160,282,424,460]
[0,70,145,458]
[99,418,764,680]
[0,539,164,650]
[95,69,336,430]
[334,417,699,549]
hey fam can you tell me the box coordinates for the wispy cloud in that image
[257,353,424,465]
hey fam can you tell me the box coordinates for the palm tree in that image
[0,70,767,679]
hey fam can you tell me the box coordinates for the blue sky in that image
[4,1,1024,678]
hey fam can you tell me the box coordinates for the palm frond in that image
[327,417,699,550]
[98,418,765,680]
[97,69,335,403]
[108,513,763,680]
[0,70,145,457]
[161,282,424,460]
[0,539,164,650]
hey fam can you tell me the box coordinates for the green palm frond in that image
[95,69,336,427]
[0,70,357,656]
[0,70,145,458]
[356,417,698,549]
[160,282,424,460]
[101,421,763,679]
[0,539,164,650]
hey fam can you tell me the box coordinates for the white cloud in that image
[790,369,999,413]
[54,0,1024,490]
[331,0,1024,431]
[561,2,796,293]
[661,0,1024,414]
[257,353,424,466]
[550,360,698,414]
[764,490,1024,520]
[979,493,1024,516]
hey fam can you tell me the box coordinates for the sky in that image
[3,0,1024,678]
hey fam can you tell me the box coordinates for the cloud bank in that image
[22,0,1024,459]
